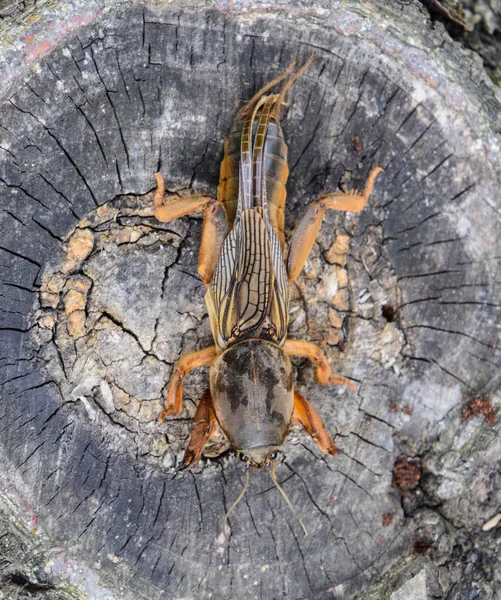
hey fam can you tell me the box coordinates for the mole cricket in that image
[153,56,382,504]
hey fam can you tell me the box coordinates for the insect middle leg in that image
[179,389,217,470]
[159,346,217,422]
[287,166,382,282]
[283,339,356,390]
[292,390,337,455]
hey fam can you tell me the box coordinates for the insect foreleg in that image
[287,166,382,282]
[159,346,218,422]
[292,390,337,455]
[179,389,217,470]
[154,172,215,223]
[283,339,356,390]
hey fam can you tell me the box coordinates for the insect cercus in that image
[152,56,382,521]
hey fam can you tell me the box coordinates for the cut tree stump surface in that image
[0,1,500,599]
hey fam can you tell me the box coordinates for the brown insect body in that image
[153,57,382,471]
[207,92,293,464]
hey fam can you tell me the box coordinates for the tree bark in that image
[0,1,500,599]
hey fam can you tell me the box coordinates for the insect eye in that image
[270,452,278,460]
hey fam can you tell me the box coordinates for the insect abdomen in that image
[262,121,289,248]
[217,119,289,247]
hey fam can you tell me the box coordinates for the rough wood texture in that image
[0,1,500,599]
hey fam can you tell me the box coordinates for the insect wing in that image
[234,209,273,334]
[211,209,271,343]
[209,208,288,347]
[266,220,289,345]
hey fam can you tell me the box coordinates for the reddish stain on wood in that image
[382,512,394,527]
[462,397,497,425]
[393,458,421,491]
[25,40,53,64]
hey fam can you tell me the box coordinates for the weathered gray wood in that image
[0,1,500,599]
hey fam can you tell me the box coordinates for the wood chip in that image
[40,291,59,309]
[328,308,343,328]
[336,267,348,288]
[482,513,501,532]
[67,310,86,338]
[332,288,350,311]
[67,229,94,262]
[64,289,87,315]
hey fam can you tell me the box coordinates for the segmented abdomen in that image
[217,120,289,248]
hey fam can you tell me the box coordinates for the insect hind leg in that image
[198,197,228,287]
[287,166,382,282]
[154,172,214,223]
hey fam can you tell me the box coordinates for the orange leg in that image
[198,199,227,286]
[159,346,218,422]
[154,172,227,286]
[283,339,356,390]
[292,390,337,455]
[179,389,217,470]
[154,172,214,223]
[287,166,382,282]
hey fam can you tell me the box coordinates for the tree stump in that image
[0,1,500,598]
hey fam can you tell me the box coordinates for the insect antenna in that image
[221,467,251,555]
[269,462,307,536]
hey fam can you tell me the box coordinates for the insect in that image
[154,56,382,478]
